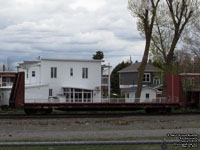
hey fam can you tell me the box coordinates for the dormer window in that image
[143,73,151,83]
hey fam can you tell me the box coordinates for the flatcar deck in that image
[23,102,181,111]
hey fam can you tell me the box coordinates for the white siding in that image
[25,85,49,103]
[0,89,11,106]
[40,60,102,102]
[19,59,102,103]
[125,92,135,102]
[140,88,157,102]
[18,65,41,85]
[125,88,157,103]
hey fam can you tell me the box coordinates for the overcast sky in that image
[0,0,145,67]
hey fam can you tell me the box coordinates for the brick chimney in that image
[3,65,5,72]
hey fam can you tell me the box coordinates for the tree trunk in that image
[135,38,151,102]
[162,61,173,97]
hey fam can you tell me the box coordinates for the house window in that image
[6,78,10,83]
[153,76,160,85]
[146,93,150,99]
[63,88,93,103]
[82,68,88,79]
[51,67,57,78]
[143,73,151,82]
[26,69,28,78]
[49,89,53,97]
[32,71,35,77]
[70,68,73,76]
[188,78,194,85]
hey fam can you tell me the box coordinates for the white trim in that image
[119,70,158,73]
[25,83,48,89]
[120,85,134,88]
[143,73,151,83]
[179,73,200,76]
[62,86,94,91]
[41,58,103,62]
[0,86,12,89]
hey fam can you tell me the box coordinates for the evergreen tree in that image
[110,61,131,97]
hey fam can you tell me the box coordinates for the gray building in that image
[118,62,163,102]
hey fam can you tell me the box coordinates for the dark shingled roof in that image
[118,62,159,73]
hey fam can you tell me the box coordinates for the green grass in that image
[0,145,199,150]
[172,108,200,113]
[0,108,25,115]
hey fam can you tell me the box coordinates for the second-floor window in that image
[153,76,160,85]
[82,68,88,79]
[143,73,151,83]
[26,69,28,79]
[49,89,53,96]
[70,68,73,76]
[32,71,35,77]
[51,67,57,78]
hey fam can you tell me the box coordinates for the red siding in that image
[166,75,185,106]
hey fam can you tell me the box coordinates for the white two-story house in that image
[18,58,110,103]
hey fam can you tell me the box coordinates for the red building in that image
[167,73,200,108]
[0,72,16,87]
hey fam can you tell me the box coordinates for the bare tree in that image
[175,50,200,73]
[150,0,199,95]
[4,58,15,71]
[128,0,160,100]
[184,22,200,60]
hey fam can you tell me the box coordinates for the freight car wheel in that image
[24,109,37,115]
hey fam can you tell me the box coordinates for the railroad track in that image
[0,112,200,119]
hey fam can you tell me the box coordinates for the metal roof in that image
[118,62,159,73]
[41,58,103,62]
[124,86,158,92]
[18,61,40,66]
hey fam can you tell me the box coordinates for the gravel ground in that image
[0,114,200,141]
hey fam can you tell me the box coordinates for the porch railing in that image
[0,82,13,87]
[25,97,179,104]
